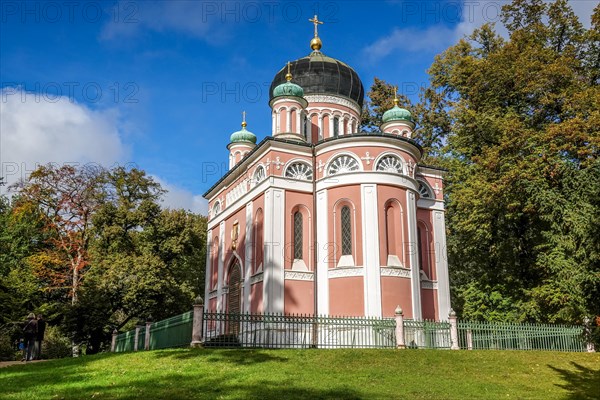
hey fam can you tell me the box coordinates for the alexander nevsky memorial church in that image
[203,16,451,322]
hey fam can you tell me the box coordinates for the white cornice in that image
[304,94,361,115]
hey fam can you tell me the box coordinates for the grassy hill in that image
[1,348,598,399]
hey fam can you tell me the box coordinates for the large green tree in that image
[363,0,599,324]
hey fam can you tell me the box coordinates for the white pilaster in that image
[316,189,329,315]
[406,191,422,320]
[433,211,451,320]
[296,110,301,134]
[217,221,225,312]
[361,184,382,317]
[329,116,334,138]
[272,112,276,135]
[338,117,343,137]
[286,110,292,132]
[243,202,253,313]
[204,228,212,309]
[263,188,285,313]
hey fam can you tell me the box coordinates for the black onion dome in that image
[269,52,364,108]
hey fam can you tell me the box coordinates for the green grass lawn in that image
[1,348,598,399]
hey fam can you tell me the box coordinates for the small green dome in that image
[382,105,413,123]
[272,81,304,98]
[230,125,257,144]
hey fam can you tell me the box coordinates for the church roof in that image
[269,51,365,108]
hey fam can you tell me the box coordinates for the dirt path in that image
[0,360,47,368]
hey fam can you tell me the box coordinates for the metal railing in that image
[457,321,587,352]
[202,312,396,349]
[113,309,591,353]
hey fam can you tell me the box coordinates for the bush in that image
[41,325,71,359]
[0,333,18,361]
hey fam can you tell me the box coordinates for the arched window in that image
[303,115,308,140]
[328,155,360,175]
[376,154,403,173]
[384,200,405,267]
[285,162,313,181]
[417,181,433,199]
[293,211,303,259]
[211,236,219,290]
[333,116,339,137]
[254,208,264,272]
[417,222,432,279]
[341,206,352,256]
[212,201,221,218]
[253,166,266,185]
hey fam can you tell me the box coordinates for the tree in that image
[427,0,600,323]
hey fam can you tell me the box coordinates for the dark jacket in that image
[36,319,46,341]
[23,319,38,340]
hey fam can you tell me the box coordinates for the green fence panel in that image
[114,330,135,352]
[149,311,194,350]
[457,321,586,352]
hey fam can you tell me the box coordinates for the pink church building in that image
[203,19,451,321]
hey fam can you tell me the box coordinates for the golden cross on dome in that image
[309,15,323,37]
[393,86,399,106]
[242,111,247,128]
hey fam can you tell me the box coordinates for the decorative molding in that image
[304,95,361,115]
[222,287,229,294]
[250,272,264,285]
[421,280,439,290]
[328,267,364,279]
[361,152,375,165]
[381,267,411,278]
[208,290,217,299]
[284,270,314,281]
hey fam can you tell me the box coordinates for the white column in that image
[204,228,212,310]
[217,221,225,312]
[338,117,344,137]
[316,189,329,315]
[433,210,451,320]
[328,115,334,138]
[296,110,301,134]
[243,202,253,313]
[263,188,285,313]
[286,109,291,132]
[361,184,382,317]
[406,191,422,320]
[272,111,276,135]
[318,114,323,140]
[276,110,280,134]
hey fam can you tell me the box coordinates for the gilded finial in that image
[393,86,399,106]
[241,111,247,128]
[308,15,323,51]
[285,61,292,81]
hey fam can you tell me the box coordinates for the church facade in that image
[203,18,451,321]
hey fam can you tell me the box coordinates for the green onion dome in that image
[230,121,257,144]
[382,104,413,123]
[272,81,305,98]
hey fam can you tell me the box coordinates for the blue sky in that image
[0,0,595,214]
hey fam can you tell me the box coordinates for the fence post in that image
[145,316,152,351]
[584,317,596,353]
[134,324,142,352]
[395,306,405,349]
[191,295,204,348]
[111,329,117,352]
[449,309,460,350]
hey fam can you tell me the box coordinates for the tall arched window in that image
[293,211,303,259]
[341,206,352,256]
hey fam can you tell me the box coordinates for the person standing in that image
[22,313,38,362]
[35,314,46,360]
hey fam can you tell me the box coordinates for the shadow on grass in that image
[150,348,290,365]
[548,361,600,400]
[0,351,361,400]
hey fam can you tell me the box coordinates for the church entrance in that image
[227,260,242,334]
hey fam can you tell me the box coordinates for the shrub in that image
[41,325,71,359]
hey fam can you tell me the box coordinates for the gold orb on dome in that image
[310,37,322,51]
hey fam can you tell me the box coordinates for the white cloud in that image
[362,0,595,63]
[0,87,128,190]
[153,176,208,215]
